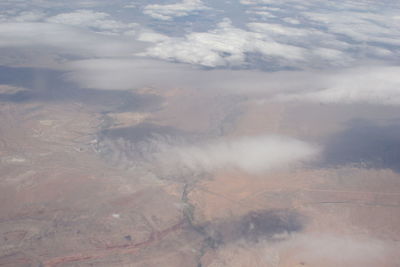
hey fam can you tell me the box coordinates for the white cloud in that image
[240,0,275,4]
[140,18,357,68]
[65,58,192,90]
[238,0,400,66]
[141,18,306,67]
[143,0,208,21]
[304,10,400,47]
[46,10,138,35]
[247,22,313,36]
[1,0,398,70]
[0,9,139,35]
[0,22,144,62]
[282,17,301,25]
[245,10,276,19]
[65,57,400,107]
[274,234,390,266]
[156,135,318,174]
[64,58,316,92]
[10,11,46,22]
[0,0,111,10]
[274,66,400,105]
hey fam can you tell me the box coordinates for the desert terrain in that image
[0,85,399,267]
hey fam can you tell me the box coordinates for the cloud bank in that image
[274,66,400,105]
[0,22,146,67]
[66,58,400,107]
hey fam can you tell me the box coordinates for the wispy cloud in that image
[274,234,391,266]
[155,135,318,174]
[274,66,400,105]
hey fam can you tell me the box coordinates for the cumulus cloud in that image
[238,0,400,66]
[156,135,318,174]
[246,22,353,65]
[141,18,306,67]
[143,0,208,20]
[1,0,398,70]
[141,11,396,68]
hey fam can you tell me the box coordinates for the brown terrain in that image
[1,87,400,266]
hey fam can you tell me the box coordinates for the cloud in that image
[137,31,170,43]
[240,0,275,4]
[46,10,138,35]
[0,22,146,66]
[156,135,318,174]
[213,233,394,266]
[238,0,400,67]
[304,10,400,47]
[140,11,396,68]
[1,0,398,70]
[1,9,140,35]
[141,18,306,67]
[246,22,353,65]
[98,129,318,175]
[273,234,391,266]
[4,11,46,22]
[64,58,317,91]
[65,58,192,90]
[274,66,400,105]
[0,8,151,67]
[65,57,400,107]
[0,0,113,10]
[143,0,208,21]
[247,22,313,36]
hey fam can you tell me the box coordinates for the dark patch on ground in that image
[321,119,400,172]
[96,123,198,170]
[196,209,305,247]
[100,123,188,143]
[0,65,163,112]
